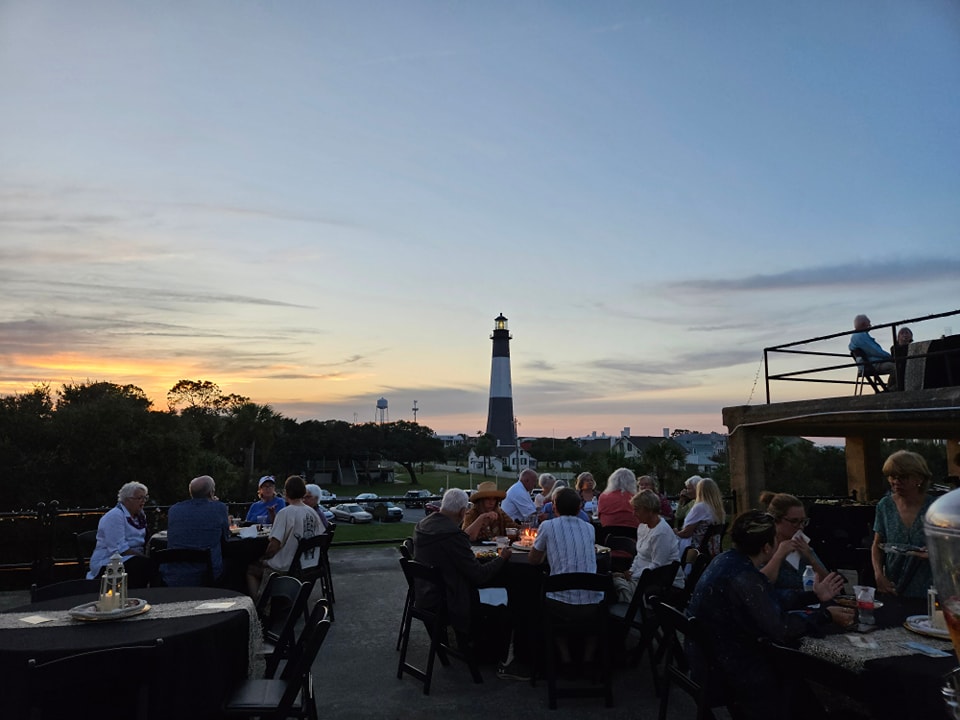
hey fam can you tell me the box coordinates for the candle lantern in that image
[98,552,128,612]
[923,488,960,719]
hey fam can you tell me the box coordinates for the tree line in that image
[0,380,444,511]
[1,379,948,512]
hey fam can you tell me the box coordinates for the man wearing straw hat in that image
[462,481,518,542]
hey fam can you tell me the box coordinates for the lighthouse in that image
[485,313,516,449]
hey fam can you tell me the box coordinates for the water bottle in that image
[802,566,816,594]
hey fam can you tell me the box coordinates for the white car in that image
[317,488,337,502]
[355,492,379,501]
[331,503,373,524]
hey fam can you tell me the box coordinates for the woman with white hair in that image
[87,481,156,587]
[598,467,640,529]
[674,475,702,529]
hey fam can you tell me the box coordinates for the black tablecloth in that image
[839,595,955,720]
[1,587,250,720]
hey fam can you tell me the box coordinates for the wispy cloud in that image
[680,258,960,292]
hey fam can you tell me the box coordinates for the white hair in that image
[604,468,637,495]
[305,483,322,499]
[441,487,469,513]
[118,481,148,502]
[189,475,215,498]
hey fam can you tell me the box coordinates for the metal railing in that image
[763,308,960,403]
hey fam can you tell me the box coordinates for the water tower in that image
[376,397,389,424]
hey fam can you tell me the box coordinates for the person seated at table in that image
[896,326,913,346]
[529,488,605,668]
[871,450,934,598]
[577,472,598,515]
[687,510,855,720]
[246,475,324,597]
[412,488,512,651]
[673,475,702,529]
[535,473,558,514]
[164,474,231,586]
[849,313,896,385]
[637,474,674,523]
[244,475,285,524]
[303,483,331,531]
[675,477,725,557]
[541,482,591,524]
[612,489,681,602]
[598,467,640,529]
[87,481,156,588]
[462,481,517,542]
[760,492,842,609]
[501,468,539,522]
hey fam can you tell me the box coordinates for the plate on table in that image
[904,615,951,641]
[479,540,497,546]
[511,543,533,552]
[68,597,151,622]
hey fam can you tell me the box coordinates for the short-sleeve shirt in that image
[501,481,536,521]
[266,503,324,572]
[534,516,603,605]
[873,493,933,598]
[246,496,286,523]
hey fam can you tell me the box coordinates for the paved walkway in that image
[2,547,707,719]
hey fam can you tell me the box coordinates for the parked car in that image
[331,503,373,524]
[317,488,337,502]
[424,500,441,516]
[403,489,432,508]
[361,500,404,522]
[316,504,336,524]
[355,492,379,501]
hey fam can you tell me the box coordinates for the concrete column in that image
[845,435,885,501]
[727,428,766,514]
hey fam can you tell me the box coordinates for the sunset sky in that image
[2,1,958,440]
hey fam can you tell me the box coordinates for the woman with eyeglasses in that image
[685,510,853,719]
[86,481,156,588]
[871,450,933,598]
[687,510,854,719]
[760,493,839,608]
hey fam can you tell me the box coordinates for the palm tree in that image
[641,441,689,495]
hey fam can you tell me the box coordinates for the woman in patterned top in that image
[871,450,934,598]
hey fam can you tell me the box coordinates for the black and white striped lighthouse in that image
[485,313,516,449]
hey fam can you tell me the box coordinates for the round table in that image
[0,587,252,720]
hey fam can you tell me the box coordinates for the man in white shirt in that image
[500,468,538,522]
[246,475,324,597]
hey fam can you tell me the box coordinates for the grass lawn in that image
[331,520,413,544]
[325,469,514,500]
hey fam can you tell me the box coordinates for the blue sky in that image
[1,1,958,438]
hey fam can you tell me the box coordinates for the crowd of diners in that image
[85,473,331,596]
[404,450,937,715]
[82,448,937,715]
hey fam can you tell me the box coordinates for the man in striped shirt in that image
[529,487,604,667]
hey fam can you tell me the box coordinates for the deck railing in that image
[763,308,960,403]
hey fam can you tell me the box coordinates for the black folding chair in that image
[30,578,101,603]
[396,558,483,695]
[609,560,681,690]
[538,572,614,709]
[396,539,415,651]
[27,638,164,720]
[152,547,214,587]
[288,533,335,619]
[74,530,98,578]
[653,599,744,720]
[223,604,331,720]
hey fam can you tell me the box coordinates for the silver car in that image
[332,503,373,524]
